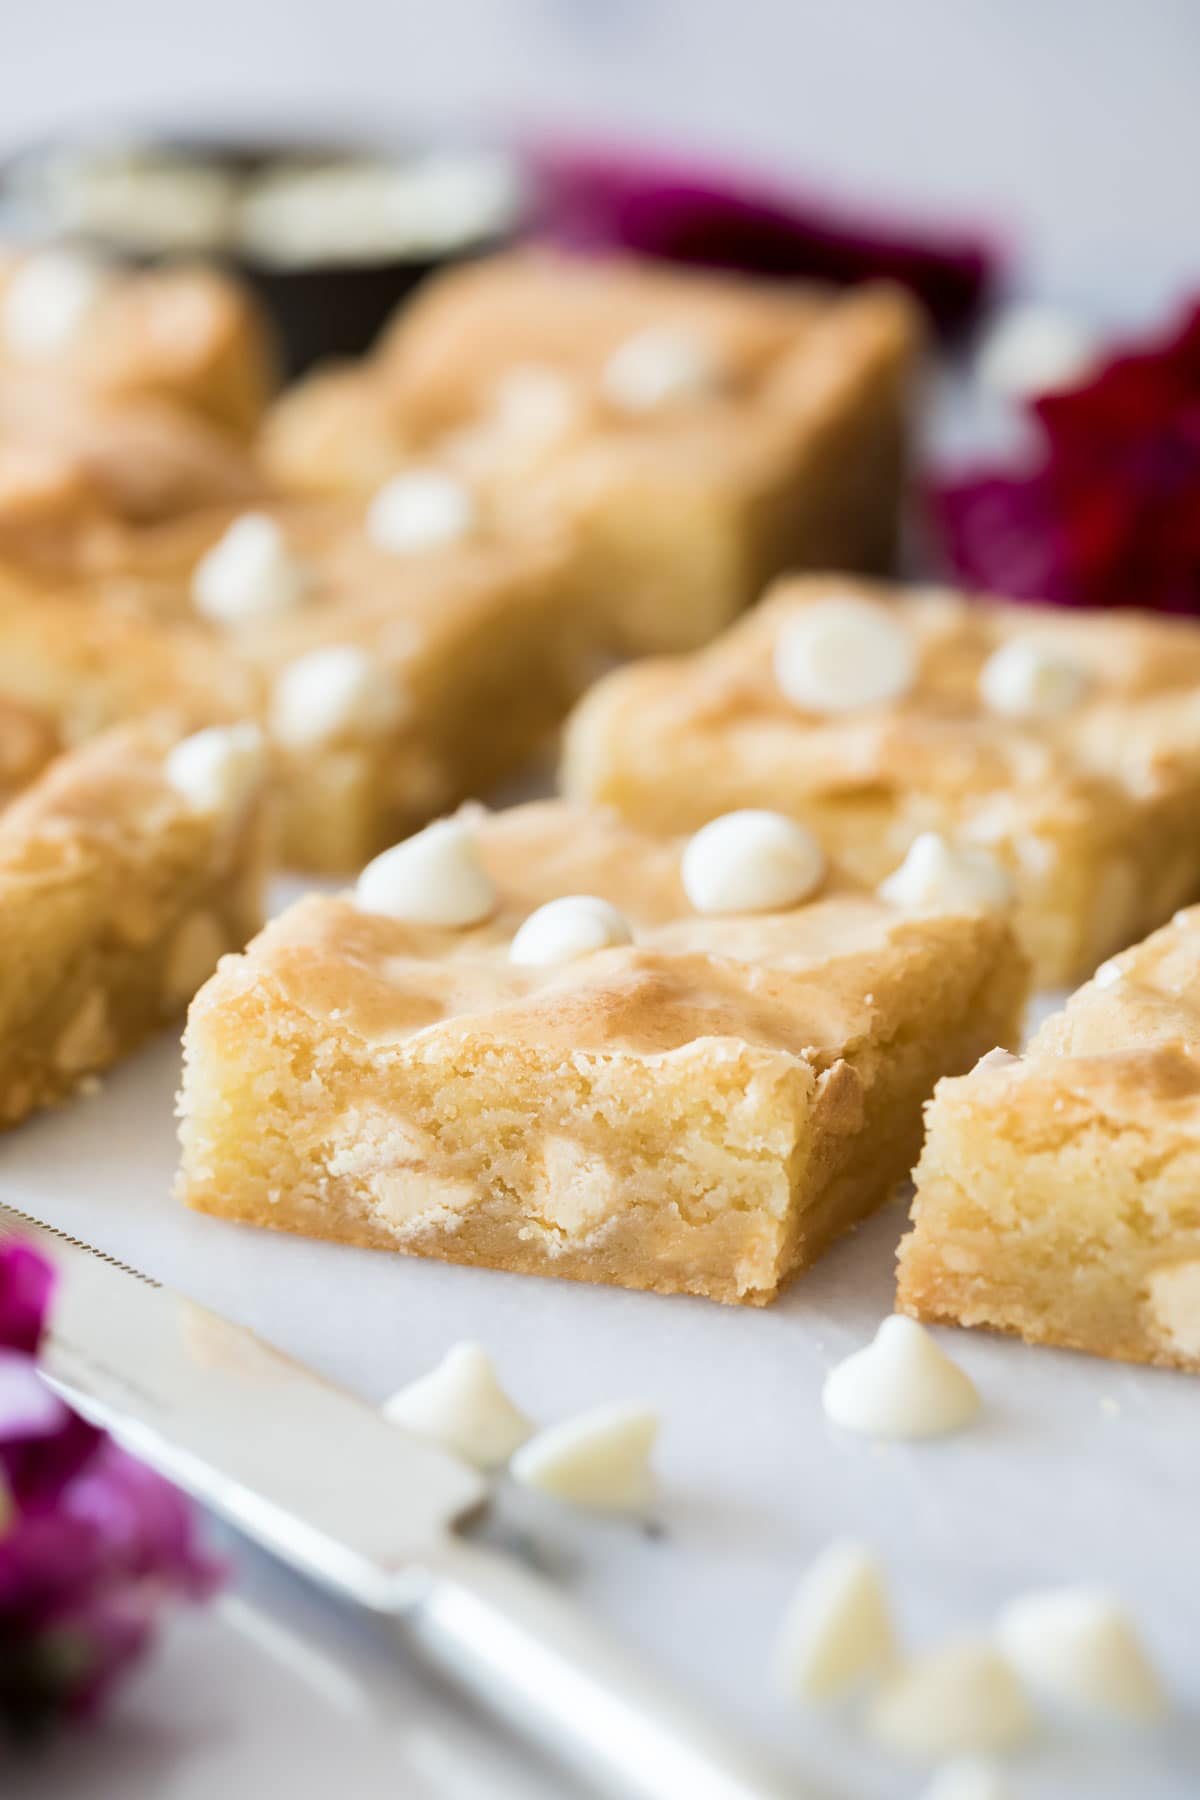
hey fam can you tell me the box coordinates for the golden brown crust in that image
[0,721,269,1129]
[178,799,1027,1303]
[262,251,922,653]
[898,905,1200,1370]
[563,576,1200,984]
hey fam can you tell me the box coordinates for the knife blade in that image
[0,1201,804,1800]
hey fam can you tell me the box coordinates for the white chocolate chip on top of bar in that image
[979,637,1091,722]
[355,816,496,927]
[383,1342,532,1471]
[165,723,266,815]
[192,514,309,624]
[3,249,116,358]
[366,468,476,554]
[510,894,633,967]
[682,810,825,915]
[510,1401,659,1512]
[602,325,720,413]
[822,1315,980,1439]
[774,596,918,714]
[878,834,1014,914]
[271,645,406,749]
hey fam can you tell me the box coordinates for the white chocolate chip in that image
[773,1540,895,1702]
[510,1401,658,1512]
[975,1047,1020,1072]
[490,363,582,449]
[868,1634,1035,1758]
[366,468,475,554]
[3,248,116,358]
[920,1757,1013,1800]
[822,1316,980,1439]
[510,895,633,967]
[602,326,719,413]
[355,816,496,927]
[976,302,1099,401]
[382,1342,532,1471]
[192,514,308,625]
[165,723,266,815]
[1093,957,1124,989]
[774,596,918,714]
[878,834,1014,914]
[682,811,825,915]
[270,645,404,749]
[996,1587,1166,1720]
[979,638,1091,722]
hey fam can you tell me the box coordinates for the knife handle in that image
[405,1535,801,1800]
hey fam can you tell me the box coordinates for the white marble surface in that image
[1,982,1197,1800]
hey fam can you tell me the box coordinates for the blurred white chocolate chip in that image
[382,1342,532,1471]
[165,723,266,815]
[192,514,308,624]
[366,468,475,554]
[3,248,116,358]
[510,895,633,967]
[995,1587,1166,1720]
[822,1315,980,1439]
[878,834,1014,914]
[271,645,404,749]
[979,638,1091,722]
[774,597,918,714]
[602,325,719,412]
[773,1540,895,1702]
[682,810,825,915]
[975,302,1099,401]
[919,1756,1013,1800]
[510,1401,658,1512]
[490,363,582,449]
[355,816,496,927]
[868,1633,1035,1758]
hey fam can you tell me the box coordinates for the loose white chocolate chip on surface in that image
[878,834,1015,914]
[978,638,1091,722]
[773,1540,895,1702]
[601,325,719,412]
[510,895,633,967]
[510,1401,658,1512]
[976,302,1099,401]
[920,1756,1013,1800]
[165,723,266,815]
[382,1342,532,1471]
[996,1587,1166,1720]
[355,816,496,927]
[868,1633,1035,1758]
[822,1315,980,1439]
[270,645,404,749]
[366,468,475,554]
[682,810,825,915]
[192,514,308,624]
[774,597,919,714]
[3,248,116,358]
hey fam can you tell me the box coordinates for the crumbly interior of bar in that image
[562,577,1200,985]
[179,802,1025,1303]
[899,905,1200,1369]
[0,725,265,1128]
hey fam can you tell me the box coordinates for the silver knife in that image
[0,1201,803,1800]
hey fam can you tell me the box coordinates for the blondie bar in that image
[563,577,1200,985]
[898,907,1200,1371]
[0,719,269,1128]
[263,250,922,653]
[178,801,1026,1303]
